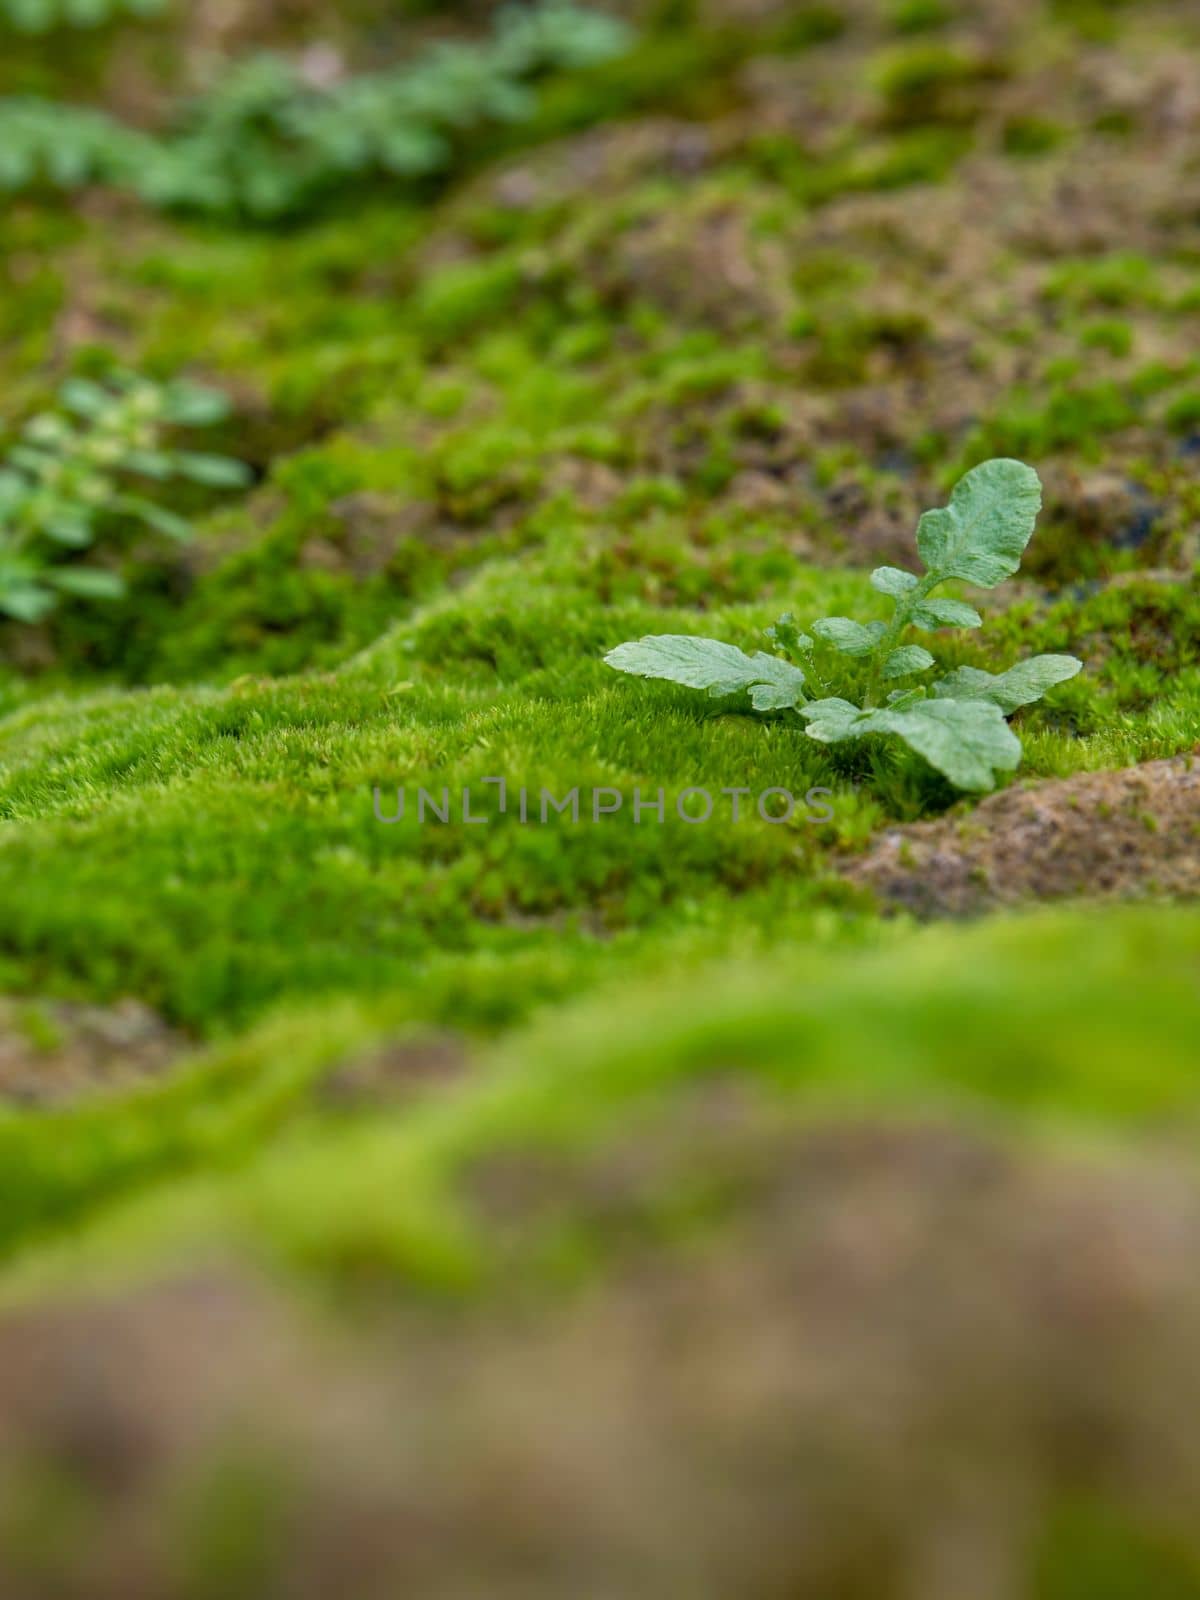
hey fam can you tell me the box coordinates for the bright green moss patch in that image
[0,642,867,1029]
[2,547,1196,1036]
[0,0,1195,1078]
[1044,253,1165,313]
[1078,318,1135,357]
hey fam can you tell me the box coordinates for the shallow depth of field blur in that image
[1,0,1199,1594]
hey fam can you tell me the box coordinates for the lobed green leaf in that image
[916,458,1042,588]
[911,597,982,630]
[870,566,919,598]
[882,645,935,679]
[604,635,807,709]
[810,617,888,656]
[932,654,1083,712]
[802,695,1022,791]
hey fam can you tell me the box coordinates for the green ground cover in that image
[1,899,1197,1298]
[0,0,1196,1271]
[0,0,1199,1591]
[0,0,1197,1289]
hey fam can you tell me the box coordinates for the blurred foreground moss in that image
[3,900,1198,1296]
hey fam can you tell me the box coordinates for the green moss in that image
[984,579,1200,724]
[2,537,1194,1041]
[0,0,1198,1384]
[808,127,973,199]
[1036,1500,1200,1600]
[172,1453,295,1600]
[959,380,1142,465]
[1165,391,1200,433]
[872,42,1006,128]
[888,0,954,34]
[495,26,748,141]
[805,304,932,385]
[772,4,845,50]
[1044,253,1163,313]
[1078,318,1135,357]
[410,255,528,349]
[11,1005,61,1054]
[1002,114,1068,156]
[4,902,1200,1295]
[1050,0,1135,44]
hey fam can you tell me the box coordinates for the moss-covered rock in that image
[1,0,1199,1589]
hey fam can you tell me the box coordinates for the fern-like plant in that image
[141,2,631,219]
[0,375,251,624]
[606,459,1083,793]
[0,2,633,220]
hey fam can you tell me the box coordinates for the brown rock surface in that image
[842,756,1200,916]
[0,999,186,1109]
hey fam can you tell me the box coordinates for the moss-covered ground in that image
[0,0,1199,1592]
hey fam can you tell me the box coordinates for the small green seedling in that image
[605,458,1082,792]
[0,374,251,624]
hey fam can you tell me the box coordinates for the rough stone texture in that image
[842,756,1200,917]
